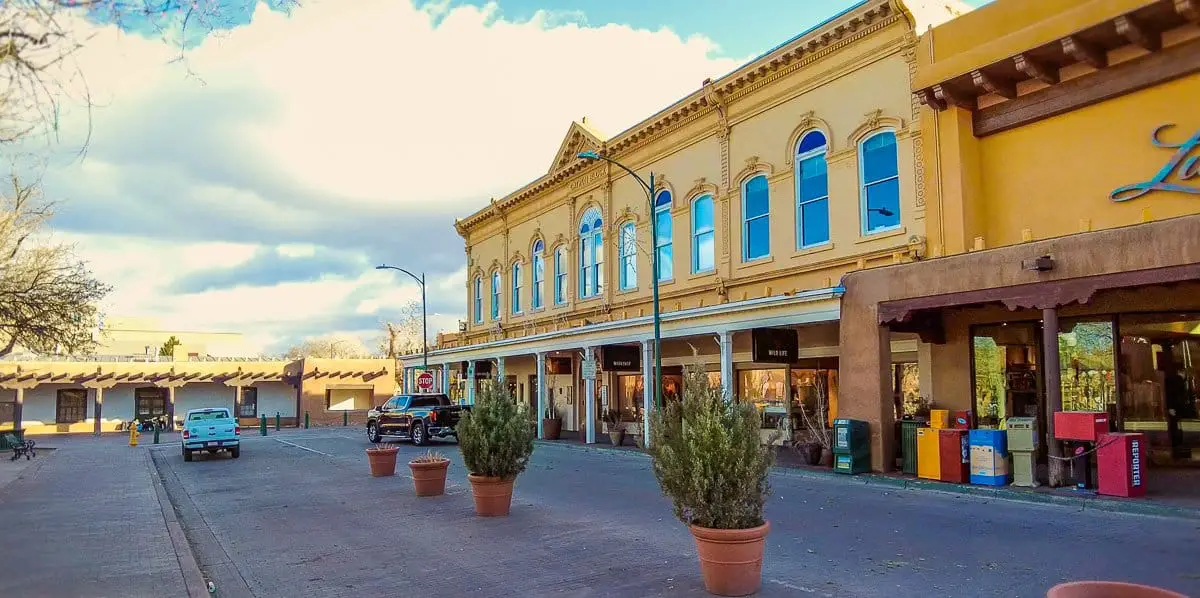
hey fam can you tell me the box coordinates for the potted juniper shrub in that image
[365,441,400,477]
[542,393,562,440]
[457,379,535,516]
[408,449,450,497]
[649,367,775,597]
[604,410,625,446]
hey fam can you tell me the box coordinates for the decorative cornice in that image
[734,156,776,186]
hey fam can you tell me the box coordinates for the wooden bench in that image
[4,434,35,461]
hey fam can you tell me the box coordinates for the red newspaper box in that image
[1053,411,1109,442]
[951,410,973,430]
[938,429,969,483]
[1097,433,1146,498]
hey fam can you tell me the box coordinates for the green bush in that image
[648,367,774,530]
[457,379,535,479]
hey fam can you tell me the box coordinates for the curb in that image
[535,440,1200,521]
[145,451,210,597]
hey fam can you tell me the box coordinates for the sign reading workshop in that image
[751,328,798,364]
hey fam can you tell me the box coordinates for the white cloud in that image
[29,0,745,355]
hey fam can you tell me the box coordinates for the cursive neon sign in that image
[1110,124,1200,202]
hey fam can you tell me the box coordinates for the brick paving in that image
[0,435,188,598]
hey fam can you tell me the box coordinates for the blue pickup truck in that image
[181,407,241,461]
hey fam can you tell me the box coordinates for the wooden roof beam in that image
[1114,15,1161,52]
[916,88,947,111]
[1061,35,1107,69]
[1013,53,1059,85]
[970,69,1017,99]
[933,84,976,111]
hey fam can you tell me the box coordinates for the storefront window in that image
[894,363,920,418]
[1118,313,1200,462]
[790,368,838,437]
[972,323,1041,428]
[1058,319,1116,413]
[739,368,787,430]
[616,375,643,420]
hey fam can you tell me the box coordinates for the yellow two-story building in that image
[841,0,1200,475]
[409,0,968,445]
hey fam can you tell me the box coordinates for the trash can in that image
[900,420,924,475]
[832,418,870,475]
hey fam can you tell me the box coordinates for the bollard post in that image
[153,426,160,445]
[260,414,268,436]
[343,411,348,427]
[275,412,281,431]
[304,411,310,429]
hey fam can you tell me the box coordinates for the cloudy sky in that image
[20,0,985,356]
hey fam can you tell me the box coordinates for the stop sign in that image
[416,371,435,392]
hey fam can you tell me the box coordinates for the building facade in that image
[841,0,1200,473]
[408,0,968,445]
[0,357,396,435]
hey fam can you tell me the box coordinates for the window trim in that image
[553,246,568,305]
[858,129,902,236]
[741,174,771,263]
[618,221,638,291]
[511,262,522,315]
[795,131,831,250]
[55,388,88,424]
[473,276,483,323]
[691,194,715,274]
[531,240,545,310]
[578,207,604,299]
[653,190,673,282]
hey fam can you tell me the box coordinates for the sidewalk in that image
[535,439,1200,520]
[0,435,197,598]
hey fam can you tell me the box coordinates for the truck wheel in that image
[231,447,240,459]
[411,422,427,446]
[183,447,193,462]
[367,422,382,443]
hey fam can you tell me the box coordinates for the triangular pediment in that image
[547,119,605,174]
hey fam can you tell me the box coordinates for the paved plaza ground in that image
[0,429,1197,598]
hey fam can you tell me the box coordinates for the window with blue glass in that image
[742,175,770,261]
[692,195,714,273]
[553,246,567,305]
[653,191,673,281]
[619,222,637,290]
[795,131,830,248]
[860,131,901,234]
[578,207,604,298]
[511,262,522,314]
[532,240,545,310]
[490,271,501,320]
[473,277,482,323]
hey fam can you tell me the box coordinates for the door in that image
[528,375,539,418]
[135,388,167,422]
[378,397,402,434]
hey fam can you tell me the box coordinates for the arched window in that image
[473,276,482,323]
[795,131,830,248]
[578,207,603,298]
[531,240,545,310]
[860,130,901,234]
[653,190,673,281]
[619,222,637,290]
[553,246,567,305]
[742,174,770,261]
[490,270,501,320]
[691,194,715,273]
[511,262,522,315]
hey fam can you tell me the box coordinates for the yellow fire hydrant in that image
[129,425,139,447]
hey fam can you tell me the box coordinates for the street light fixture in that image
[576,150,663,412]
[374,265,428,371]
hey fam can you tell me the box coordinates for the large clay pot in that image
[1047,582,1188,598]
[409,459,450,497]
[689,522,770,597]
[542,418,562,440]
[819,448,834,467]
[608,428,626,447]
[366,447,399,477]
[467,474,515,517]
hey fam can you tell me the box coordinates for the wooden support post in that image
[1042,307,1068,487]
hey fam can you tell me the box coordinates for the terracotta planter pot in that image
[409,459,450,497]
[608,429,625,447]
[366,447,399,477]
[467,474,515,516]
[689,522,770,597]
[542,418,562,440]
[819,448,834,467]
[1047,582,1188,598]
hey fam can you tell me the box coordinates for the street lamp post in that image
[374,265,428,372]
[577,151,663,412]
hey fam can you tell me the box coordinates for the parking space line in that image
[273,438,332,456]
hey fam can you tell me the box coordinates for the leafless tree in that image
[377,300,424,359]
[1,0,298,147]
[284,334,370,360]
[0,173,110,357]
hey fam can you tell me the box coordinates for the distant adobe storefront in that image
[839,0,1200,475]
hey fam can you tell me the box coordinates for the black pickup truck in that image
[365,393,469,445]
